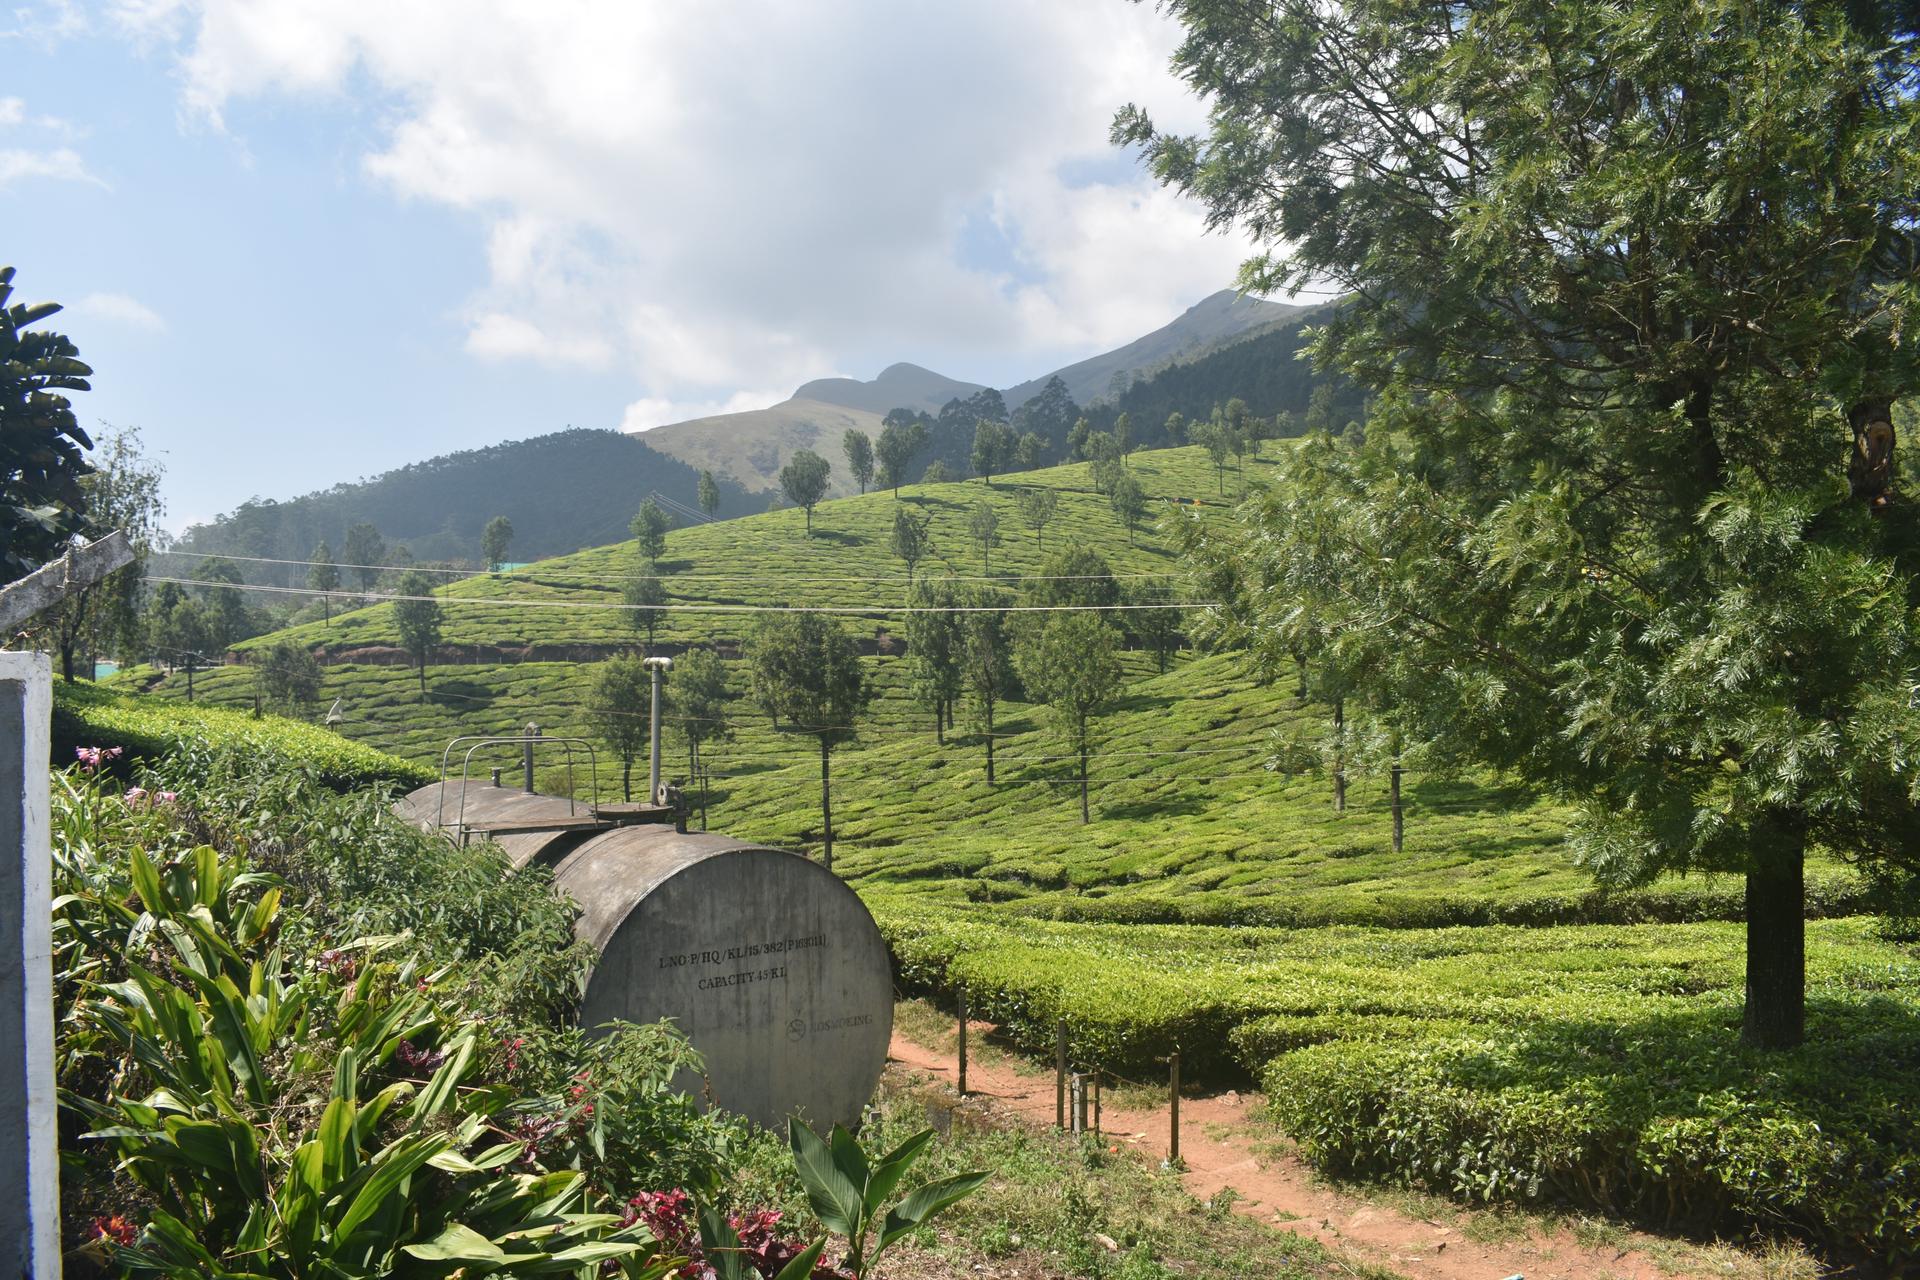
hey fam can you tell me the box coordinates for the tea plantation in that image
[117,446,1918,1263]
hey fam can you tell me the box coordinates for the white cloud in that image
[0,98,23,125]
[115,1,1263,413]
[74,292,167,332]
[0,146,100,188]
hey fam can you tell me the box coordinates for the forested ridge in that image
[170,429,752,574]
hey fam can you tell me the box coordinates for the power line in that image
[142,576,1215,614]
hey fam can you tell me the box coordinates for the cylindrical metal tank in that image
[396,781,893,1131]
[395,780,600,869]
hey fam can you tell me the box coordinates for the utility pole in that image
[644,656,672,804]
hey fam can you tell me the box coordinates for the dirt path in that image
[889,1027,1697,1280]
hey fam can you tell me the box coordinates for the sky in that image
[4,1,1265,532]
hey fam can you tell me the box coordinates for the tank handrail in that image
[433,735,601,833]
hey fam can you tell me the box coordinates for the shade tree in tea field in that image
[1125,0,1920,1046]
[746,611,873,867]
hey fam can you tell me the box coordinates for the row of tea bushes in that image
[868,899,1920,1258]
[52,679,433,790]
[989,875,1873,930]
[1263,1005,1920,1263]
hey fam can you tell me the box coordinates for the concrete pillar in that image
[0,651,58,1278]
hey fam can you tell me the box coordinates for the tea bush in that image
[1262,1005,1920,1264]
[872,897,1920,1258]
[52,679,431,790]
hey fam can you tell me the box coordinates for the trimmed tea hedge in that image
[51,680,432,790]
[1263,1009,1920,1264]
[869,898,1920,1258]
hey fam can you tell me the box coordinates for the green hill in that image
[167,428,756,575]
[137,444,1860,926]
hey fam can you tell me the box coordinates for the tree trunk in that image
[323,594,331,624]
[186,659,196,703]
[820,738,834,870]
[984,700,996,783]
[60,639,75,683]
[1742,812,1806,1050]
[935,698,945,745]
[1390,759,1403,852]
[622,759,632,802]
[417,658,427,698]
[1332,698,1346,812]
[1079,734,1090,824]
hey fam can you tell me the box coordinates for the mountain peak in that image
[1002,288,1316,411]
[792,363,986,416]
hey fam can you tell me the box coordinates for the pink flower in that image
[74,745,124,773]
[123,787,148,805]
[315,949,358,979]
[157,791,179,804]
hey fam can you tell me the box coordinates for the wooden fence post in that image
[957,985,968,1097]
[1168,1050,1182,1166]
[1055,1019,1067,1129]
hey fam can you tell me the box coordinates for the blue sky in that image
[5,2,1256,531]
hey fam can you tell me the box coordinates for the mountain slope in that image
[793,362,985,416]
[1003,289,1315,410]
[637,397,887,498]
[169,429,755,579]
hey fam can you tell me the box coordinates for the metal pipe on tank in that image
[644,657,672,804]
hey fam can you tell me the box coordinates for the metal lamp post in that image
[644,656,672,804]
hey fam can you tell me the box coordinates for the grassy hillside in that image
[638,397,887,499]
[135,445,1860,926]
[227,446,1230,654]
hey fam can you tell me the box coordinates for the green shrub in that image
[52,680,431,790]
[1261,1006,1920,1265]
[50,749,741,1266]
[869,896,1920,1259]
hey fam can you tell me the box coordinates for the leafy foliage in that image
[841,430,874,496]
[1123,0,1920,1048]
[49,753,729,1275]
[785,1119,985,1278]
[481,515,513,570]
[254,640,324,716]
[390,569,443,695]
[1013,613,1125,822]
[0,264,94,583]
[779,450,833,534]
[631,498,672,562]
